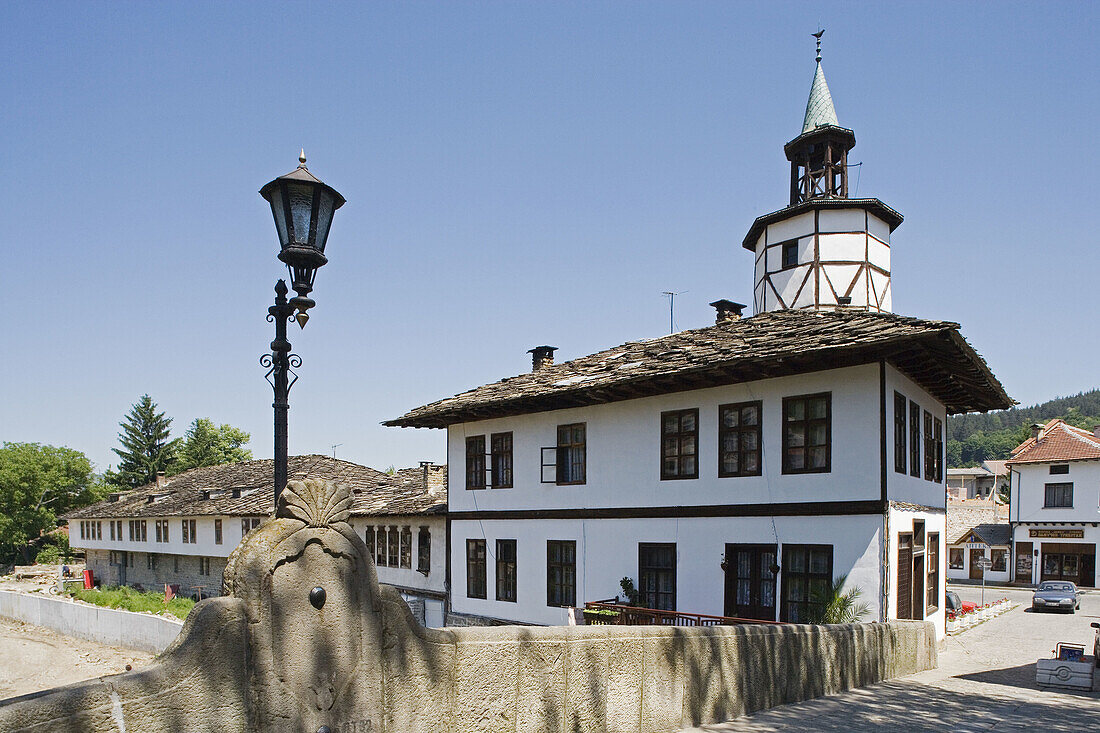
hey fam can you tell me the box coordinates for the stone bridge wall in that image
[0,479,936,732]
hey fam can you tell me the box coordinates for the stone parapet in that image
[0,479,936,732]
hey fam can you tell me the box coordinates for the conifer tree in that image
[171,418,252,475]
[107,395,180,489]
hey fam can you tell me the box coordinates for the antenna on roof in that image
[661,290,687,334]
[331,443,343,459]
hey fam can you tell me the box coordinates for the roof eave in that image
[386,326,1012,428]
[741,198,904,251]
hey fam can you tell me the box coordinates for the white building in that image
[945,506,1011,584]
[67,456,448,626]
[386,47,1011,637]
[1008,420,1100,588]
[947,460,1007,501]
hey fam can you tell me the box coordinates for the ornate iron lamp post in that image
[259,152,345,508]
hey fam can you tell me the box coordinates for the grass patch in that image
[69,586,196,620]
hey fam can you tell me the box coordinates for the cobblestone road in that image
[683,584,1100,731]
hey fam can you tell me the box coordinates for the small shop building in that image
[946,518,1011,584]
[1007,420,1100,588]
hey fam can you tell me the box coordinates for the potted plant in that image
[582,607,621,625]
[946,611,958,633]
[619,577,640,607]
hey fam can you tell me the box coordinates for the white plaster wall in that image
[348,515,447,595]
[447,363,883,513]
[885,365,948,508]
[817,232,865,261]
[818,209,866,233]
[1012,460,1100,523]
[868,238,890,271]
[769,263,810,307]
[867,213,892,244]
[766,212,814,243]
[450,514,884,627]
[885,507,947,640]
[72,515,252,558]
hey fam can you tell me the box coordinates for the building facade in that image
[387,47,1011,638]
[68,456,449,625]
[1008,420,1100,588]
[945,506,1011,584]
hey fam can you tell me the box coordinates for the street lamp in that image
[259,151,345,508]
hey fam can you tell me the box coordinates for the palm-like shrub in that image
[806,573,871,624]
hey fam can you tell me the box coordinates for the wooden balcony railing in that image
[582,600,783,627]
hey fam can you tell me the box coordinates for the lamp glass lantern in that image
[259,152,346,322]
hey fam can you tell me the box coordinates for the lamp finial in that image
[298,149,307,166]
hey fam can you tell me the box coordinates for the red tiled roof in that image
[1007,420,1100,464]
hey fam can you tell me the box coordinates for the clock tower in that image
[744,33,903,314]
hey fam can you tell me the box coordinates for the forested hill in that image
[947,389,1100,467]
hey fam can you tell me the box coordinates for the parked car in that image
[946,591,977,614]
[1031,581,1080,613]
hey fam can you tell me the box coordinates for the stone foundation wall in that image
[85,549,226,598]
[444,610,523,627]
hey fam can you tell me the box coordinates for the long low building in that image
[65,455,448,626]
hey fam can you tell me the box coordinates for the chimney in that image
[528,346,558,372]
[709,300,745,325]
[419,461,445,497]
[836,295,852,307]
[155,472,167,489]
[1093,425,1100,439]
[1031,423,1045,442]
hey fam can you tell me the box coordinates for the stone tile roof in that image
[947,505,1002,545]
[65,456,446,521]
[968,523,1012,547]
[385,310,1012,429]
[1008,419,1100,464]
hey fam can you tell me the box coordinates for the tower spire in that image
[802,30,838,133]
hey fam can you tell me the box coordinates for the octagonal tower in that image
[743,35,903,315]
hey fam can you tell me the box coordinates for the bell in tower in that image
[785,32,856,204]
[742,31,904,315]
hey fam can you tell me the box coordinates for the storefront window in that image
[990,549,1007,572]
[949,548,964,570]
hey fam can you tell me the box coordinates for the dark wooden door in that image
[1081,553,1096,588]
[724,543,777,621]
[912,554,925,619]
[969,549,985,580]
[897,534,912,620]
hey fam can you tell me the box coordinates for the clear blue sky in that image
[2,2,1097,475]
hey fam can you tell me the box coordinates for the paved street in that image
[684,584,1100,731]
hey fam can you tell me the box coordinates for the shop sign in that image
[1029,529,1084,539]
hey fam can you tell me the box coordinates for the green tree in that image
[806,573,871,624]
[0,443,102,563]
[107,395,180,489]
[170,418,252,475]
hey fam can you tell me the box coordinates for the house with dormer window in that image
[387,41,1012,637]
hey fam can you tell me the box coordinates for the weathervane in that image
[813,28,824,63]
